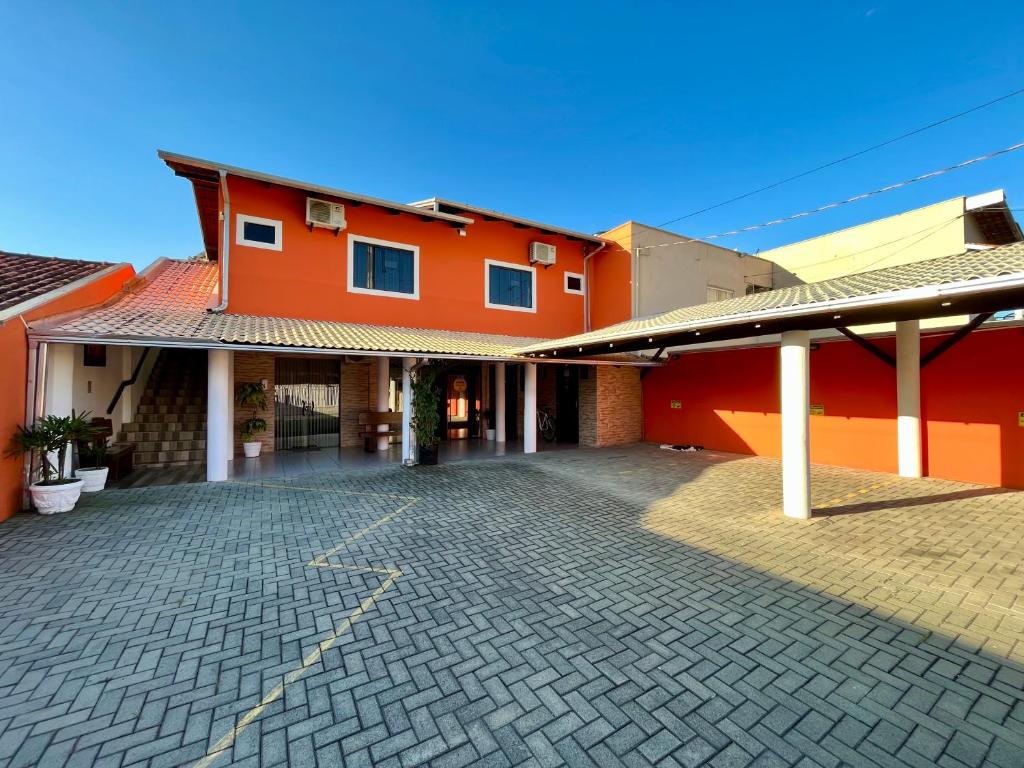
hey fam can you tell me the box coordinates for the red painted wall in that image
[642,326,1024,488]
[588,227,633,330]
[224,177,588,338]
[0,265,134,521]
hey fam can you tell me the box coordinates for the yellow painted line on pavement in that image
[816,478,900,510]
[194,484,415,768]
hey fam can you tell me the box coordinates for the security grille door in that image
[274,358,340,449]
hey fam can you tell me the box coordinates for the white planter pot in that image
[30,479,84,515]
[75,466,109,493]
[243,441,263,458]
[485,428,496,441]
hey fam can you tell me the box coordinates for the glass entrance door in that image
[274,358,340,450]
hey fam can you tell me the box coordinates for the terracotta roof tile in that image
[0,251,113,313]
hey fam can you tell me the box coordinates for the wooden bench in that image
[358,412,404,452]
[76,417,135,481]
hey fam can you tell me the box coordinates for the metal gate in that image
[274,358,340,450]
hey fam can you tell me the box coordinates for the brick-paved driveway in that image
[1,445,1022,768]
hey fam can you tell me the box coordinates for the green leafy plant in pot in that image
[8,410,96,514]
[411,365,441,465]
[76,424,111,493]
[236,382,268,458]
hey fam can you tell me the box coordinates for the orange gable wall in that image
[642,326,1024,488]
[224,177,589,338]
[588,223,632,329]
[0,264,135,521]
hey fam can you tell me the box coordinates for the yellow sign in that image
[810,404,825,416]
[670,400,682,410]
[452,376,467,394]
[1019,411,1024,427]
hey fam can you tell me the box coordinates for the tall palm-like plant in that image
[235,382,268,442]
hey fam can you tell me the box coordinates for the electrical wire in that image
[658,85,1024,227]
[629,139,1024,252]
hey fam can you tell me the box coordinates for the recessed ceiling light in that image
[941,301,952,307]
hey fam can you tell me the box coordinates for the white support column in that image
[377,356,390,451]
[524,363,537,454]
[401,357,415,465]
[227,350,235,464]
[207,349,231,482]
[44,343,75,478]
[495,362,506,443]
[780,331,811,520]
[896,320,923,478]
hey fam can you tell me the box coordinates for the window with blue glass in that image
[487,263,534,310]
[351,240,416,295]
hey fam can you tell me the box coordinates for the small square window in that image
[564,272,584,295]
[236,214,282,251]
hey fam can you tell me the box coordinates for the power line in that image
[633,139,1024,252]
[658,85,1024,228]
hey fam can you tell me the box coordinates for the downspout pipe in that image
[212,169,230,312]
[582,241,607,332]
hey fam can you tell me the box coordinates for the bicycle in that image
[537,409,557,443]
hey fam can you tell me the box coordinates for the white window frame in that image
[236,213,283,251]
[706,285,735,303]
[484,259,537,313]
[563,271,585,296]
[346,234,420,300]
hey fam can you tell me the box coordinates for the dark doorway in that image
[505,365,519,441]
[555,365,579,443]
[274,357,340,449]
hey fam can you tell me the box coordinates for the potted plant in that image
[411,365,441,465]
[483,408,496,441]
[236,382,268,458]
[9,412,92,514]
[76,429,110,492]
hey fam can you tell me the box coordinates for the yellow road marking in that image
[815,478,900,510]
[194,484,415,768]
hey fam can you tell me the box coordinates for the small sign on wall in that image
[809,404,825,416]
[670,400,682,410]
[1019,411,1024,427]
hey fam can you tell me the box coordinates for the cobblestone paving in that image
[0,445,1022,768]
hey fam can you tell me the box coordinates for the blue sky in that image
[1,1,1022,268]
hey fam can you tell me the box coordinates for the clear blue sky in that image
[2,1,1022,268]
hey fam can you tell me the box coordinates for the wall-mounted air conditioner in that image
[529,242,556,266]
[306,198,346,230]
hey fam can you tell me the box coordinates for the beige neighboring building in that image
[760,189,1021,287]
[602,221,774,319]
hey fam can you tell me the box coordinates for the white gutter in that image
[0,262,130,325]
[582,241,608,332]
[523,270,1024,354]
[211,170,230,312]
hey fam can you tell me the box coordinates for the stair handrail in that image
[107,348,151,415]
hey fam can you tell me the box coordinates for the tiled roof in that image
[517,243,1024,354]
[0,251,113,313]
[42,260,547,358]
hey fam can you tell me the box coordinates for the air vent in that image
[306,198,346,230]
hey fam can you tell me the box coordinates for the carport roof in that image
[31,259,649,364]
[518,242,1024,357]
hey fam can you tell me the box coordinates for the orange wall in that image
[0,264,134,521]
[225,177,589,338]
[588,223,632,330]
[642,326,1024,488]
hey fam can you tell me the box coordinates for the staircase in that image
[118,349,208,467]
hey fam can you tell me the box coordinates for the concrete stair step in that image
[118,429,205,442]
[131,439,207,452]
[135,449,207,465]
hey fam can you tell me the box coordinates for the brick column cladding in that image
[233,352,276,457]
[578,366,642,447]
[340,359,378,448]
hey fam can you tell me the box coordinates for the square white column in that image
[780,330,811,519]
[377,356,391,451]
[495,362,506,443]
[207,348,231,482]
[402,357,415,465]
[43,343,75,478]
[524,363,537,454]
[896,320,922,478]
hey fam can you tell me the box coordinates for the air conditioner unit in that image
[306,198,346,230]
[529,242,556,266]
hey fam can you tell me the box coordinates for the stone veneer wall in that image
[233,352,276,457]
[578,366,642,447]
